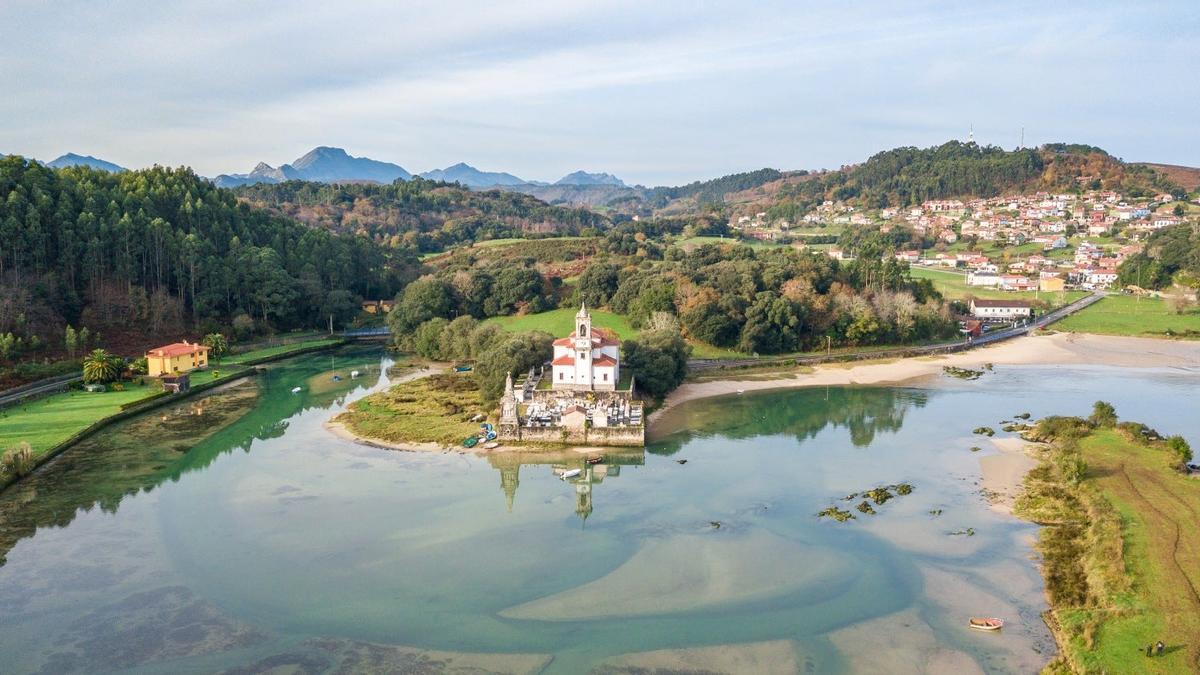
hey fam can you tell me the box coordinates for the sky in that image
[2,0,1197,185]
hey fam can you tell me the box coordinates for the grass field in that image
[485,307,637,339]
[1055,295,1200,337]
[484,307,742,359]
[1059,430,1200,673]
[0,383,157,456]
[909,266,1086,305]
[335,372,485,446]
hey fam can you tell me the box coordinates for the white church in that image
[551,304,621,391]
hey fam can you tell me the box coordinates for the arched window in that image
[579,324,587,336]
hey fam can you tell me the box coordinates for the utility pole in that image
[329,314,334,335]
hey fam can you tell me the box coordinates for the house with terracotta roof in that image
[145,341,209,377]
[551,304,621,391]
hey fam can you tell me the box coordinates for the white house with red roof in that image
[551,304,621,391]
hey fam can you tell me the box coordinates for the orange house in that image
[146,342,210,377]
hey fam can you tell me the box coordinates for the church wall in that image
[507,425,644,447]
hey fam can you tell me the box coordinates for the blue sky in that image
[2,0,1196,185]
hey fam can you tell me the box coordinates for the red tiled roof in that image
[593,355,617,367]
[551,355,576,366]
[147,342,208,358]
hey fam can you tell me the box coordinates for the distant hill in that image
[214,146,411,187]
[508,183,646,208]
[46,153,126,173]
[232,177,609,253]
[418,162,527,187]
[755,141,1188,212]
[1133,163,1200,192]
[555,171,626,187]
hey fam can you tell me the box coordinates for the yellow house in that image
[1039,276,1066,292]
[146,342,210,377]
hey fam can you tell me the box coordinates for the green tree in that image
[389,278,457,335]
[682,303,739,348]
[82,349,119,384]
[412,318,450,359]
[577,263,621,307]
[1090,401,1118,428]
[473,331,553,401]
[232,314,256,341]
[439,316,480,361]
[623,328,691,398]
[203,333,229,364]
[64,325,78,359]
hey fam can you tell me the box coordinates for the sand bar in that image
[651,333,1200,427]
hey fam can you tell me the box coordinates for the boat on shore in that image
[969,617,1004,631]
[483,441,500,450]
[586,456,604,465]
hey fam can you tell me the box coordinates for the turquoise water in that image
[0,348,1196,674]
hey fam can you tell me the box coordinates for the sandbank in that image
[650,333,1200,427]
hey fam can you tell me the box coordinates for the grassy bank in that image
[334,372,487,446]
[1015,418,1199,673]
[1054,295,1200,338]
[0,337,346,487]
[226,337,345,364]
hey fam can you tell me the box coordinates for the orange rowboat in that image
[969,618,1004,631]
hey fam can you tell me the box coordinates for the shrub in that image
[1165,435,1193,466]
[1089,401,1117,428]
[2,442,35,477]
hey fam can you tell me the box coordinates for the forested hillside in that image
[234,178,610,253]
[1118,223,1200,290]
[0,156,416,356]
[768,141,1186,210]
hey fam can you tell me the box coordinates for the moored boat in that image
[586,456,604,465]
[968,617,1003,631]
[463,436,479,448]
[483,441,500,450]
[560,468,581,480]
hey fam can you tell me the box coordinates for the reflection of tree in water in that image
[0,349,385,567]
[650,387,928,456]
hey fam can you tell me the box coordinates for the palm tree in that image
[82,349,119,384]
[203,333,229,364]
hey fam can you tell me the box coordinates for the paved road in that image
[688,292,1104,371]
[0,372,81,410]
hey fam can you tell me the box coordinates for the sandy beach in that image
[650,333,1200,427]
[980,437,1041,515]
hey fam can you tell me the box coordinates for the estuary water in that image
[0,347,1196,674]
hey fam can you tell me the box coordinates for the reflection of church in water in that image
[491,451,643,522]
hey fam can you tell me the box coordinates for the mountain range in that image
[213,146,412,187]
[213,147,627,189]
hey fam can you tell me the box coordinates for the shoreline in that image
[648,333,1200,431]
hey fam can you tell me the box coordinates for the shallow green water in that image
[0,348,1195,674]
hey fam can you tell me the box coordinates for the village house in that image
[146,341,209,377]
[967,271,1001,287]
[969,298,1032,321]
[361,300,394,314]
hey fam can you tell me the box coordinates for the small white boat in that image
[737,389,745,395]
[291,386,302,394]
[483,442,500,450]
[560,468,582,480]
